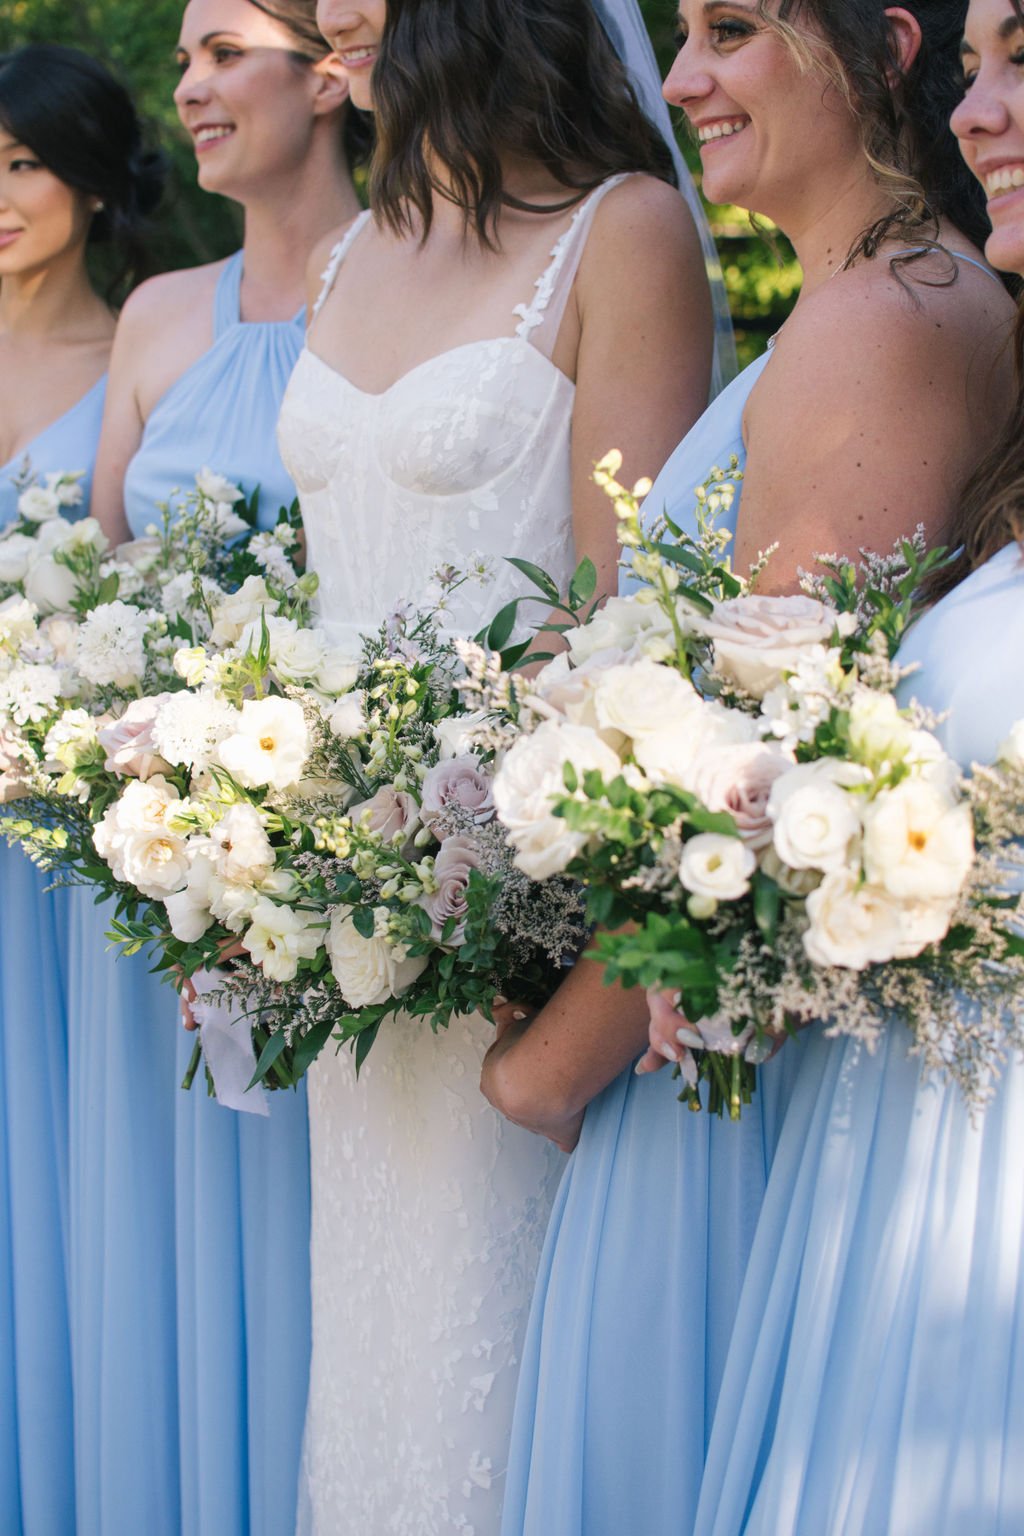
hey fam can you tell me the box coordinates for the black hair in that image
[0,43,166,301]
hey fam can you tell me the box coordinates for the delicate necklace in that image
[765,251,853,351]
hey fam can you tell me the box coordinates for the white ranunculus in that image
[685,740,793,849]
[17,485,60,522]
[493,719,622,881]
[593,657,702,742]
[434,710,487,760]
[769,759,867,873]
[701,593,838,699]
[23,555,78,615]
[862,781,974,902]
[847,688,913,769]
[326,907,428,1007]
[803,870,906,969]
[679,832,756,902]
[998,719,1024,771]
[0,533,38,584]
[243,898,323,983]
[209,576,280,647]
[206,803,275,885]
[218,697,309,791]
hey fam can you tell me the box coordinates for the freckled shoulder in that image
[116,260,227,341]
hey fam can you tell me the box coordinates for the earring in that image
[92,198,105,213]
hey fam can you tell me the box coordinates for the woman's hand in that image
[483,998,584,1153]
[177,939,247,1031]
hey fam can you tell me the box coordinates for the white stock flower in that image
[17,485,60,522]
[803,870,905,969]
[248,531,295,584]
[152,690,239,772]
[326,907,427,1007]
[218,697,309,790]
[493,719,622,881]
[242,899,322,983]
[75,601,155,688]
[45,471,85,509]
[769,759,867,873]
[862,780,974,902]
[701,594,838,699]
[679,832,756,902]
[160,572,224,624]
[209,576,279,647]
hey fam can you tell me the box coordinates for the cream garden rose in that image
[678,832,756,902]
[326,907,428,1008]
[701,593,839,699]
[493,719,622,881]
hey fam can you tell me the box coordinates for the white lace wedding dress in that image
[277,176,628,1536]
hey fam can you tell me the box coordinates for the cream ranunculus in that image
[679,832,756,902]
[242,898,323,983]
[326,907,428,1008]
[862,781,974,902]
[769,759,867,873]
[493,719,622,881]
[701,593,838,699]
[16,485,60,522]
[803,870,906,969]
[218,697,309,791]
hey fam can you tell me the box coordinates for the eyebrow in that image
[961,11,1024,55]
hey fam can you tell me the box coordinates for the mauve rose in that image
[0,725,30,803]
[700,594,838,699]
[686,742,793,850]
[420,754,494,830]
[419,834,484,944]
[98,695,174,780]
[351,784,420,850]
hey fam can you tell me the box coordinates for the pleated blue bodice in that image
[0,374,106,526]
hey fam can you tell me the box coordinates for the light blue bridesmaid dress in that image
[0,374,105,1535]
[695,539,1024,1536]
[501,352,805,1536]
[67,253,311,1536]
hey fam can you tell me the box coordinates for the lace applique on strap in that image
[513,173,630,353]
[311,211,372,323]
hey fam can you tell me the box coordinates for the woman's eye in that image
[711,18,755,45]
[213,46,242,63]
[1011,47,1024,68]
[9,158,40,172]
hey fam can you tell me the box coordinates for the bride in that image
[277,0,724,1527]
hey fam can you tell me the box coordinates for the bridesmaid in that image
[693,2,1024,1531]
[0,45,161,1533]
[484,4,1015,1533]
[80,4,363,1532]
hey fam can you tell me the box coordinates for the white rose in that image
[243,898,323,983]
[315,643,361,696]
[326,690,367,741]
[0,533,38,584]
[17,485,60,522]
[23,555,78,615]
[117,824,192,898]
[218,697,309,791]
[862,781,974,902]
[568,592,682,666]
[326,907,428,1007]
[434,711,487,760]
[493,719,622,881]
[679,832,756,902]
[998,719,1024,771]
[701,593,838,699]
[769,759,867,872]
[527,648,628,735]
[847,688,913,769]
[236,615,326,681]
[195,467,243,505]
[631,698,756,790]
[593,657,703,742]
[803,870,905,969]
[209,576,279,647]
[684,740,793,848]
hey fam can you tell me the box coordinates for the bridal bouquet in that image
[480,455,1024,1116]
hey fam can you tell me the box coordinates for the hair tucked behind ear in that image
[368,0,677,248]
[0,44,166,303]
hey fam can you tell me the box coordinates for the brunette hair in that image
[0,43,166,300]
[768,0,989,275]
[245,0,373,168]
[368,0,677,246]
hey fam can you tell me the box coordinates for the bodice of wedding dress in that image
[278,179,629,1536]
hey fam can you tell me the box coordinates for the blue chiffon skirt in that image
[0,849,74,1534]
[696,1023,1024,1536]
[501,1042,805,1536]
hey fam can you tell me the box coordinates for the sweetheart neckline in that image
[298,333,575,402]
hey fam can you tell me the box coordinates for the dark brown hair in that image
[245,0,373,168]
[368,0,677,247]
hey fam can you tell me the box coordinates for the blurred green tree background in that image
[0,0,799,362]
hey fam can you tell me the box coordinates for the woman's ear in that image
[311,52,352,117]
[883,7,924,85]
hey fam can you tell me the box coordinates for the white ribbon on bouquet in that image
[189,968,270,1116]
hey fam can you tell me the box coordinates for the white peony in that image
[243,898,323,983]
[218,696,309,790]
[493,719,622,881]
[862,781,974,902]
[769,759,867,873]
[701,594,838,699]
[679,832,756,902]
[803,870,905,969]
[326,907,427,1007]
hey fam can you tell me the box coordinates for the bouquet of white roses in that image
[481,455,1024,1117]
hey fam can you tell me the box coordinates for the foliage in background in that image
[0,0,800,361]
